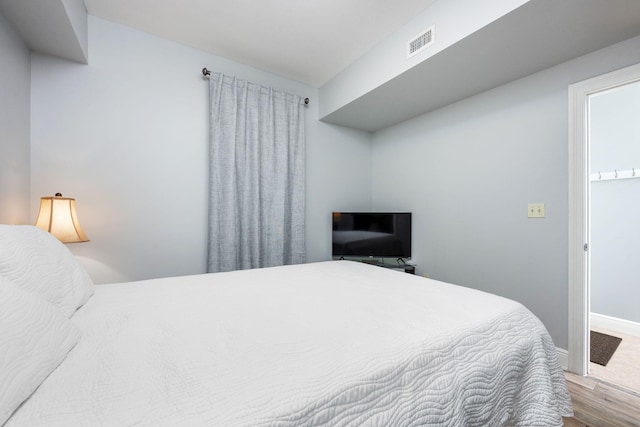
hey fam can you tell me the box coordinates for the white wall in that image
[590,81,640,323]
[31,16,371,284]
[0,11,30,224]
[371,35,640,349]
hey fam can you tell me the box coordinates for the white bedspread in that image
[7,261,571,426]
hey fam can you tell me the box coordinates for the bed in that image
[0,225,572,426]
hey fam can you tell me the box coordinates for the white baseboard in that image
[556,347,568,370]
[591,312,640,338]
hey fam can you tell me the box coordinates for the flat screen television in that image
[332,212,411,259]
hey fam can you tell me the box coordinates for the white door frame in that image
[568,62,640,375]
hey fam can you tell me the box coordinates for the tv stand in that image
[359,259,415,275]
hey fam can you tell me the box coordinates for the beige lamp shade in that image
[35,193,89,243]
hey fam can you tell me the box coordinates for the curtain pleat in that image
[207,73,305,272]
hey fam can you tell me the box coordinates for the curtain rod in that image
[202,68,309,105]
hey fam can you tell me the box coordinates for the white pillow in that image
[0,276,81,425]
[0,225,94,317]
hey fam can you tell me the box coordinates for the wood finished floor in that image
[563,372,640,426]
[589,327,640,394]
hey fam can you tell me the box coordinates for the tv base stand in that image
[359,259,415,275]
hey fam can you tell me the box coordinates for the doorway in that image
[568,62,640,383]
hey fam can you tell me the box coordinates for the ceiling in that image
[321,0,640,131]
[5,0,640,131]
[83,0,437,87]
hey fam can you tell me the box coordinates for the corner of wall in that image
[61,0,89,63]
[0,10,31,224]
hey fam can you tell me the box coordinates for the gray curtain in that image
[207,72,305,272]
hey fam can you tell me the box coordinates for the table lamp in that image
[35,193,89,243]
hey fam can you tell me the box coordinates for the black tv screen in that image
[332,212,411,258]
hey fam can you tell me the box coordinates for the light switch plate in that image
[528,203,545,218]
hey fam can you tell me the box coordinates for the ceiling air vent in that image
[408,26,434,58]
